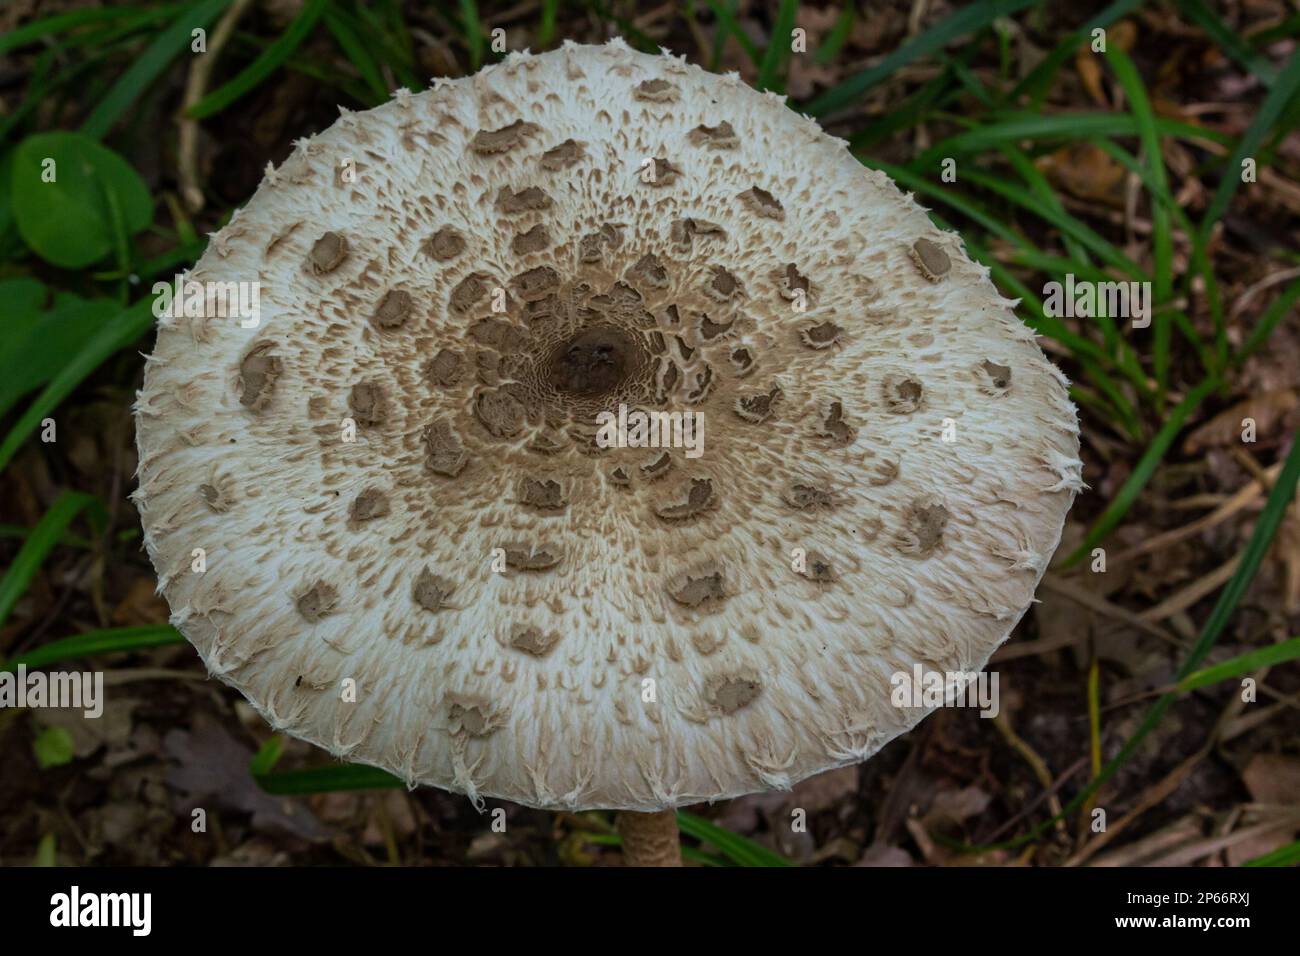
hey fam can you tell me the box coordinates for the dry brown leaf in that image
[1182,389,1298,454]
[1040,142,1127,204]
[110,575,171,627]
[1241,753,1300,805]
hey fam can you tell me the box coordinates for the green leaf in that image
[2,625,185,674]
[11,132,152,268]
[1177,636,1300,693]
[0,492,107,631]
[804,0,1043,116]
[186,0,328,119]
[0,295,157,473]
[80,0,230,139]
[254,763,405,794]
[0,289,119,419]
[34,726,75,769]
[676,811,793,867]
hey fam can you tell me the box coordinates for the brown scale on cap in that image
[539,138,584,170]
[509,624,561,656]
[421,420,467,477]
[295,582,338,622]
[670,218,726,249]
[800,550,838,584]
[348,381,387,425]
[426,349,464,387]
[497,186,552,213]
[307,231,347,274]
[910,238,951,282]
[503,543,562,572]
[800,321,842,349]
[349,488,390,523]
[373,289,413,330]
[977,359,1013,395]
[817,401,857,445]
[738,186,783,219]
[518,477,566,511]
[512,224,551,255]
[470,119,538,154]
[896,499,950,557]
[579,223,621,262]
[688,121,738,148]
[655,477,716,521]
[644,157,680,187]
[135,41,1080,817]
[734,384,781,424]
[425,226,466,261]
[668,562,727,608]
[634,78,679,102]
[883,375,924,414]
[237,342,281,411]
[449,273,491,313]
[413,569,455,612]
[708,676,761,714]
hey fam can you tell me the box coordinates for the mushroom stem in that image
[616,809,682,867]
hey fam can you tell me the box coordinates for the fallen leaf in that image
[1182,389,1298,454]
[163,713,328,842]
[1241,754,1300,806]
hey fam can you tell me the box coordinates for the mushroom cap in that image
[134,40,1081,811]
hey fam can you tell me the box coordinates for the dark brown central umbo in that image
[546,326,637,396]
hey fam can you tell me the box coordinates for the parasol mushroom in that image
[133,40,1081,866]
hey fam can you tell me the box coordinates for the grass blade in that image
[1010,0,1143,108]
[805,0,1043,116]
[1103,46,1173,399]
[0,492,107,630]
[81,0,230,139]
[323,5,388,103]
[755,0,799,93]
[703,0,761,70]
[676,811,793,866]
[1198,48,1300,238]
[913,112,1230,169]
[1177,0,1278,86]
[459,0,484,71]
[0,297,156,473]
[1235,276,1300,363]
[0,7,177,56]
[186,0,329,119]
[1245,840,1300,867]
[2,625,185,673]
[255,763,405,794]
[1176,636,1300,692]
[1061,376,1219,566]
[972,425,1300,851]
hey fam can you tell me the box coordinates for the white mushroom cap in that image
[134,40,1081,811]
